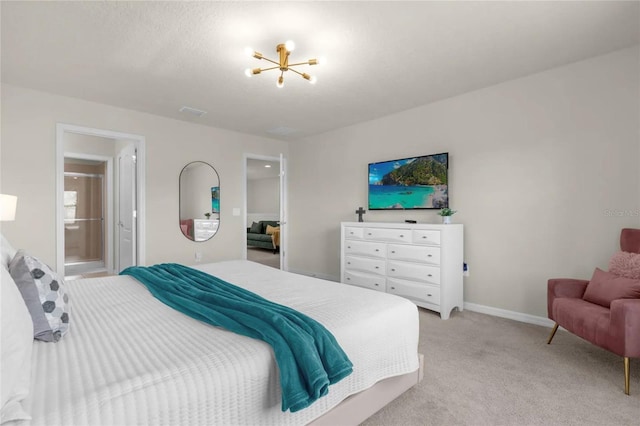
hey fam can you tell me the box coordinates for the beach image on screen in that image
[211,186,220,213]
[368,153,448,209]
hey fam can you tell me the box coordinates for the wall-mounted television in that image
[368,153,448,210]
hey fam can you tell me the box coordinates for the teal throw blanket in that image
[120,263,353,412]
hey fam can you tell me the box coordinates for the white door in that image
[118,145,137,271]
[279,153,288,271]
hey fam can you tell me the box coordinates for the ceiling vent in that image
[179,106,207,117]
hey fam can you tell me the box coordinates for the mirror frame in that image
[179,161,220,242]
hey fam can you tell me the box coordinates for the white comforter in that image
[23,260,419,425]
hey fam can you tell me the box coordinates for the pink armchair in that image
[547,228,640,395]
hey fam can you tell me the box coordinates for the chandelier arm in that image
[287,68,306,77]
[260,57,280,66]
[288,61,314,67]
[256,65,281,72]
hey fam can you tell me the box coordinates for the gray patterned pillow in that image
[8,250,70,342]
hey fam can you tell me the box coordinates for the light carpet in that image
[247,247,280,269]
[362,308,639,426]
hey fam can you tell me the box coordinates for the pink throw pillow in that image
[583,268,640,308]
[609,251,640,280]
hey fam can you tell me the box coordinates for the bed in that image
[3,257,422,425]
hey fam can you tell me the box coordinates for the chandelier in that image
[244,41,320,88]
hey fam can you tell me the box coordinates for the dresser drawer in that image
[344,227,364,239]
[412,230,441,245]
[344,256,385,275]
[387,278,440,306]
[344,240,386,258]
[364,227,411,243]
[194,220,218,230]
[387,260,440,285]
[343,271,385,292]
[387,244,440,265]
[194,229,216,241]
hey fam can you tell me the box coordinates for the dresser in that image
[193,219,219,241]
[340,222,463,319]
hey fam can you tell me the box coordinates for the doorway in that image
[63,158,108,276]
[56,124,146,276]
[244,154,287,270]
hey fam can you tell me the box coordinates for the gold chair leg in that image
[624,357,630,395]
[547,323,559,344]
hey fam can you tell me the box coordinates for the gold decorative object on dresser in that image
[340,222,464,319]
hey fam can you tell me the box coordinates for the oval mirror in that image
[179,161,220,242]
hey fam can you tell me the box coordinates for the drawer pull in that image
[347,262,351,265]
[350,232,354,234]
[391,250,396,253]
[375,283,380,287]
[399,234,405,237]
[422,236,428,239]
[375,249,380,252]
[428,274,432,277]
[375,266,380,269]
[391,286,396,290]
[427,293,432,297]
[347,277,351,280]
[427,254,432,257]
[368,233,372,235]
[348,246,351,249]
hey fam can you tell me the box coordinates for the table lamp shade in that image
[0,194,18,221]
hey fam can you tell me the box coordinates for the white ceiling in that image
[1,1,638,141]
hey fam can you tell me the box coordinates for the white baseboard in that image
[464,302,555,328]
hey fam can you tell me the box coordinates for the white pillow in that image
[0,234,17,270]
[0,266,33,423]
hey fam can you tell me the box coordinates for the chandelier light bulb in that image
[285,40,295,52]
[318,56,327,66]
[244,68,252,78]
[276,76,284,88]
[309,75,317,85]
[244,47,254,57]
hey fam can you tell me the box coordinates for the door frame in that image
[116,144,138,272]
[243,153,288,271]
[56,123,146,275]
[63,153,113,274]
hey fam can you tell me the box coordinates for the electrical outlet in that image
[195,251,202,262]
[463,263,469,277]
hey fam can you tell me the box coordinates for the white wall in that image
[0,84,288,267]
[247,177,279,215]
[65,132,116,157]
[288,47,640,318]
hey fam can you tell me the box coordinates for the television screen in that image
[211,186,220,213]
[368,153,448,210]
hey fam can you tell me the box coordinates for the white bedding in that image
[23,260,419,425]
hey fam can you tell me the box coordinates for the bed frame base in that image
[309,354,424,426]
